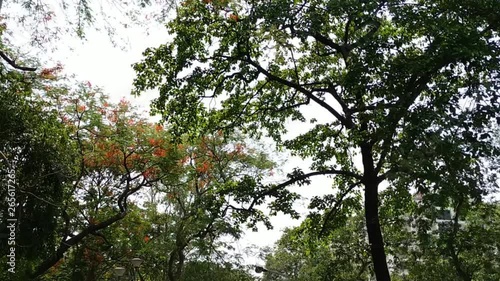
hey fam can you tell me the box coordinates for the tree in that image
[133,1,500,280]
[263,194,500,281]
[0,57,77,280]
[15,81,276,280]
[0,81,186,280]
[380,192,500,281]
[181,261,255,281]
[141,133,275,281]
[262,217,371,281]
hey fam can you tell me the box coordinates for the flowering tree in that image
[27,83,184,279]
[140,132,275,281]
[6,79,277,280]
[40,123,276,280]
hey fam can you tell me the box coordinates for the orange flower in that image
[155,124,163,132]
[229,14,239,21]
[105,150,115,158]
[142,167,159,179]
[77,105,86,112]
[153,148,167,157]
[144,235,150,243]
[196,161,211,173]
[149,138,158,146]
[40,68,56,79]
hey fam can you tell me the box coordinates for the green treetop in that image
[134,1,500,280]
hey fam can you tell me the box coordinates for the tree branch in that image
[0,50,37,71]
[244,57,355,128]
[319,181,362,237]
[243,169,363,211]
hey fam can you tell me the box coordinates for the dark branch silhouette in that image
[0,50,37,71]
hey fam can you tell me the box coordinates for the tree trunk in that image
[365,181,390,281]
[361,142,391,281]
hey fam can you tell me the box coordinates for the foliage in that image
[263,214,371,281]
[141,132,274,281]
[2,77,276,280]
[133,1,500,279]
[381,193,500,281]
[264,197,500,281]
[180,261,255,281]
[32,82,186,280]
[45,129,275,281]
[0,61,77,280]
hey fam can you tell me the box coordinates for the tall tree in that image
[0,58,77,280]
[263,195,500,281]
[133,1,500,280]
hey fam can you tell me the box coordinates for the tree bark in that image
[361,142,391,281]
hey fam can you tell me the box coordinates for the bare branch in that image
[0,50,37,71]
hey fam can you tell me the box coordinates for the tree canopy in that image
[133,1,500,280]
[1,0,500,280]
[0,67,275,279]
